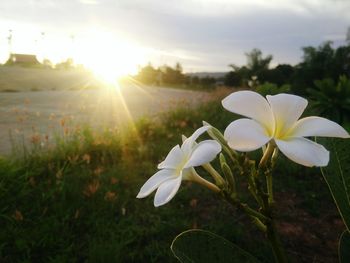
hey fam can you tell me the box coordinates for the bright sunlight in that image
[73,29,147,82]
[73,30,146,83]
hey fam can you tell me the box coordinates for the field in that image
[0,66,210,155]
[0,66,347,263]
[0,66,100,92]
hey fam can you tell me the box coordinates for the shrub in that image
[307,75,350,124]
[256,82,291,97]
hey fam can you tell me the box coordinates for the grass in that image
[0,88,20,92]
[0,92,345,262]
[165,84,217,91]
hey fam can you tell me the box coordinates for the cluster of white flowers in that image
[137,126,221,207]
[137,91,349,206]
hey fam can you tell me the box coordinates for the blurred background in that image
[0,1,349,262]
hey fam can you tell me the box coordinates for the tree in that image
[42,58,53,68]
[260,64,294,86]
[135,62,186,86]
[224,64,250,87]
[161,63,185,85]
[333,45,350,78]
[291,41,350,94]
[175,62,182,73]
[135,63,159,85]
[55,58,74,70]
[224,71,242,87]
[245,48,273,76]
[224,49,273,87]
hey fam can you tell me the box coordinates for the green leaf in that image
[319,138,350,231]
[171,229,261,263]
[339,230,350,263]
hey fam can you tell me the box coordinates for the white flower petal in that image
[184,140,221,168]
[291,117,350,138]
[136,169,177,198]
[154,176,182,207]
[266,94,307,137]
[181,125,210,155]
[275,137,329,167]
[222,91,274,134]
[158,145,184,169]
[224,119,271,151]
[191,125,210,141]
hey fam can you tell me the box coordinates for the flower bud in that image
[203,121,226,146]
[203,121,238,160]
[220,153,237,197]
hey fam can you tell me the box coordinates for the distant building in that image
[5,53,40,66]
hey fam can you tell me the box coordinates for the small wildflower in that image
[93,167,104,176]
[13,210,23,221]
[110,177,118,185]
[83,180,100,197]
[30,134,41,144]
[29,177,36,187]
[104,191,117,202]
[82,154,91,164]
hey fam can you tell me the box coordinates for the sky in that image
[0,0,349,73]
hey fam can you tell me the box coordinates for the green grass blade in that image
[171,229,261,263]
[319,138,350,231]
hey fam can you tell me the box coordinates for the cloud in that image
[114,0,350,18]
[0,0,349,71]
[79,0,99,5]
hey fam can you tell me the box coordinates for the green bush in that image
[307,75,350,124]
[256,82,290,97]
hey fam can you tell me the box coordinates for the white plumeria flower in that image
[137,126,221,207]
[222,91,350,167]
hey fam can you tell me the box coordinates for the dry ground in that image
[0,66,211,155]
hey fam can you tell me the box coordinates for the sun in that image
[73,29,146,83]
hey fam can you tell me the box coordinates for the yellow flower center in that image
[272,118,295,140]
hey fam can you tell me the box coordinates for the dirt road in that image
[0,84,210,155]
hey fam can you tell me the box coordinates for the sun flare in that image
[73,30,146,82]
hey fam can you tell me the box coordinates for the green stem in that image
[252,217,267,233]
[203,163,225,187]
[223,145,240,168]
[247,177,265,208]
[252,170,268,211]
[240,203,270,222]
[266,220,288,263]
[266,170,274,205]
[259,142,275,168]
[259,143,287,262]
[203,121,240,168]
[271,148,279,169]
[226,196,270,223]
[267,148,279,205]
